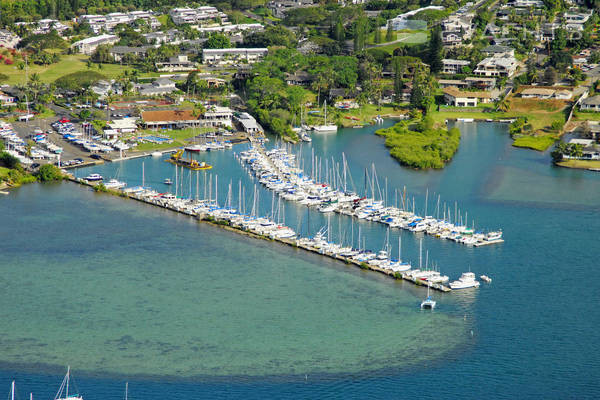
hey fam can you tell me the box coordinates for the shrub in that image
[36,164,63,182]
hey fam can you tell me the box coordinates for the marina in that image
[236,144,504,247]
[2,121,600,396]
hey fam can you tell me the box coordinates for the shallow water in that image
[1,121,599,398]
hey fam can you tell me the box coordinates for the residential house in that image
[482,45,515,58]
[90,80,123,97]
[580,95,600,111]
[71,34,119,55]
[438,77,496,90]
[521,88,556,99]
[202,48,268,65]
[441,15,474,46]
[443,86,492,107]
[540,23,559,42]
[0,90,16,107]
[0,30,20,48]
[136,78,177,96]
[285,71,314,86]
[156,55,197,72]
[329,88,359,102]
[474,54,519,77]
[109,46,152,62]
[554,89,573,100]
[442,59,471,75]
[143,30,181,45]
[438,79,470,89]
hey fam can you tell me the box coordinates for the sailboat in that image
[312,100,338,133]
[54,366,83,400]
[420,283,436,309]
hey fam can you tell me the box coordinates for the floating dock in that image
[68,176,452,293]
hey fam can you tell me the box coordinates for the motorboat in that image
[185,144,207,152]
[164,178,173,185]
[84,173,103,181]
[486,231,503,241]
[104,179,126,189]
[480,275,492,283]
[449,272,480,289]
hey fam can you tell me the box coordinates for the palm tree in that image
[494,94,510,112]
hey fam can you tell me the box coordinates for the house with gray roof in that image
[136,78,177,96]
[581,96,600,112]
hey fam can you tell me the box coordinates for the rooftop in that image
[443,86,491,99]
[142,110,199,122]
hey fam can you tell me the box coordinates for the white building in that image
[236,112,261,133]
[203,106,233,127]
[156,55,197,72]
[71,34,119,55]
[136,78,178,96]
[169,7,228,25]
[0,29,20,48]
[474,55,519,77]
[442,59,471,75]
[202,48,268,65]
[443,86,492,107]
[78,11,160,33]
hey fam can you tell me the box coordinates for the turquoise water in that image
[1,121,599,398]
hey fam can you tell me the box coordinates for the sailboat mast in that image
[66,366,70,398]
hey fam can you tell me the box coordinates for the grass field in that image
[431,97,568,133]
[512,135,557,151]
[0,166,10,181]
[370,32,428,54]
[0,54,131,85]
[557,159,600,169]
[572,110,600,121]
[132,127,213,152]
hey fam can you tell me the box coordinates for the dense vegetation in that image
[376,118,461,169]
[54,71,106,91]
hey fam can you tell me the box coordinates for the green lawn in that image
[512,135,557,151]
[430,108,565,132]
[0,54,131,85]
[0,166,10,181]
[557,159,600,169]
[572,110,600,121]
[370,31,428,54]
[131,127,214,152]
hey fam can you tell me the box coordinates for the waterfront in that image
[1,122,600,398]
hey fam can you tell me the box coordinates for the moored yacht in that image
[84,173,103,181]
[449,272,480,289]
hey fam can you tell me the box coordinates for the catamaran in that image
[421,283,436,309]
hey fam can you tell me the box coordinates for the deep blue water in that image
[1,121,600,398]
